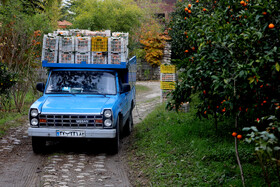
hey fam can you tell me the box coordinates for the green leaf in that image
[211,75,219,80]
[243,127,251,131]
[276,63,280,72]
[248,77,254,84]
[251,126,258,132]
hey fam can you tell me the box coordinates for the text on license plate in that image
[56,130,85,137]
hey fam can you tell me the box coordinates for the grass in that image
[128,102,268,186]
[0,90,40,137]
[136,84,151,94]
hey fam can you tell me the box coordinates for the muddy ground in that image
[0,81,160,187]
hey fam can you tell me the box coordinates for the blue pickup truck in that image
[28,57,136,154]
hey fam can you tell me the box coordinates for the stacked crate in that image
[42,35,59,63]
[54,30,69,36]
[108,37,128,64]
[43,29,130,64]
[112,32,129,45]
[160,65,176,102]
[75,37,91,64]
[58,37,75,64]
[96,30,111,37]
[91,36,108,64]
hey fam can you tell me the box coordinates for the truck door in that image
[118,76,130,119]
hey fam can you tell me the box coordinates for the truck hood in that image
[41,95,111,114]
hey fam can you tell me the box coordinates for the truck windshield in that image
[46,71,116,95]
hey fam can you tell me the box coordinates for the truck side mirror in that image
[36,82,45,93]
[122,83,131,93]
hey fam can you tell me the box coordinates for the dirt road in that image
[0,81,160,187]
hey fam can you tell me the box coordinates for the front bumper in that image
[28,127,116,138]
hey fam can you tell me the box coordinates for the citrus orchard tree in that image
[168,0,279,127]
[168,0,280,185]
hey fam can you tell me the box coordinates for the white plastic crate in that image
[59,51,75,64]
[84,31,97,36]
[53,30,69,36]
[59,37,75,52]
[112,32,129,45]
[69,29,82,36]
[108,37,127,53]
[75,37,91,52]
[41,49,58,63]
[95,30,111,37]
[160,73,177,82]
[75,52,91,64]
[108,52,127,64]
[161,89,171,102]
[91,52,107,64]
[43,35,59,50]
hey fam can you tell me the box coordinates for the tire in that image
[123,110,133,136]
[110,117,120,154]
[32,137,46,154]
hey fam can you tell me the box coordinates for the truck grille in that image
[39,114,103,128]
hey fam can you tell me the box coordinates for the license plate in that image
[56,130,85,137]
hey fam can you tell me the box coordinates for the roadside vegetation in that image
[129,100,277,186]
[0,91,39,137]
[165,0,280,185]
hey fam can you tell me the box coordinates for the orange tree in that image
[168,0,280,184]
[168,0,279,127]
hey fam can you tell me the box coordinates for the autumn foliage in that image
[137,20,169,66]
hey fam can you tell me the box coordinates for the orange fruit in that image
[191,47,195,50]
[263,100,267,104]
[222,108,226,112]
[188,4,192,8]
[185,7,188,11]
[196,0,199,2]
[232,132,237,137]
[204,111,207,115]
[184,17,187,20]
[203,8,206,11]
[188,10,191,13]
[269,23,275,29]
[237,135,242,139]
[185,50,189,53]
[240,1,245,5]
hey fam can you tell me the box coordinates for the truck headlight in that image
[31,109,38,117]
[31,118,39,126]
[104,110,112,118]
[104,119,112,127]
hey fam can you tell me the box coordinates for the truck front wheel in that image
[110,117,120,154]
[32,137,46,154]
[123,110,133,136]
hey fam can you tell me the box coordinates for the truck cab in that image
[28,58,136,154]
